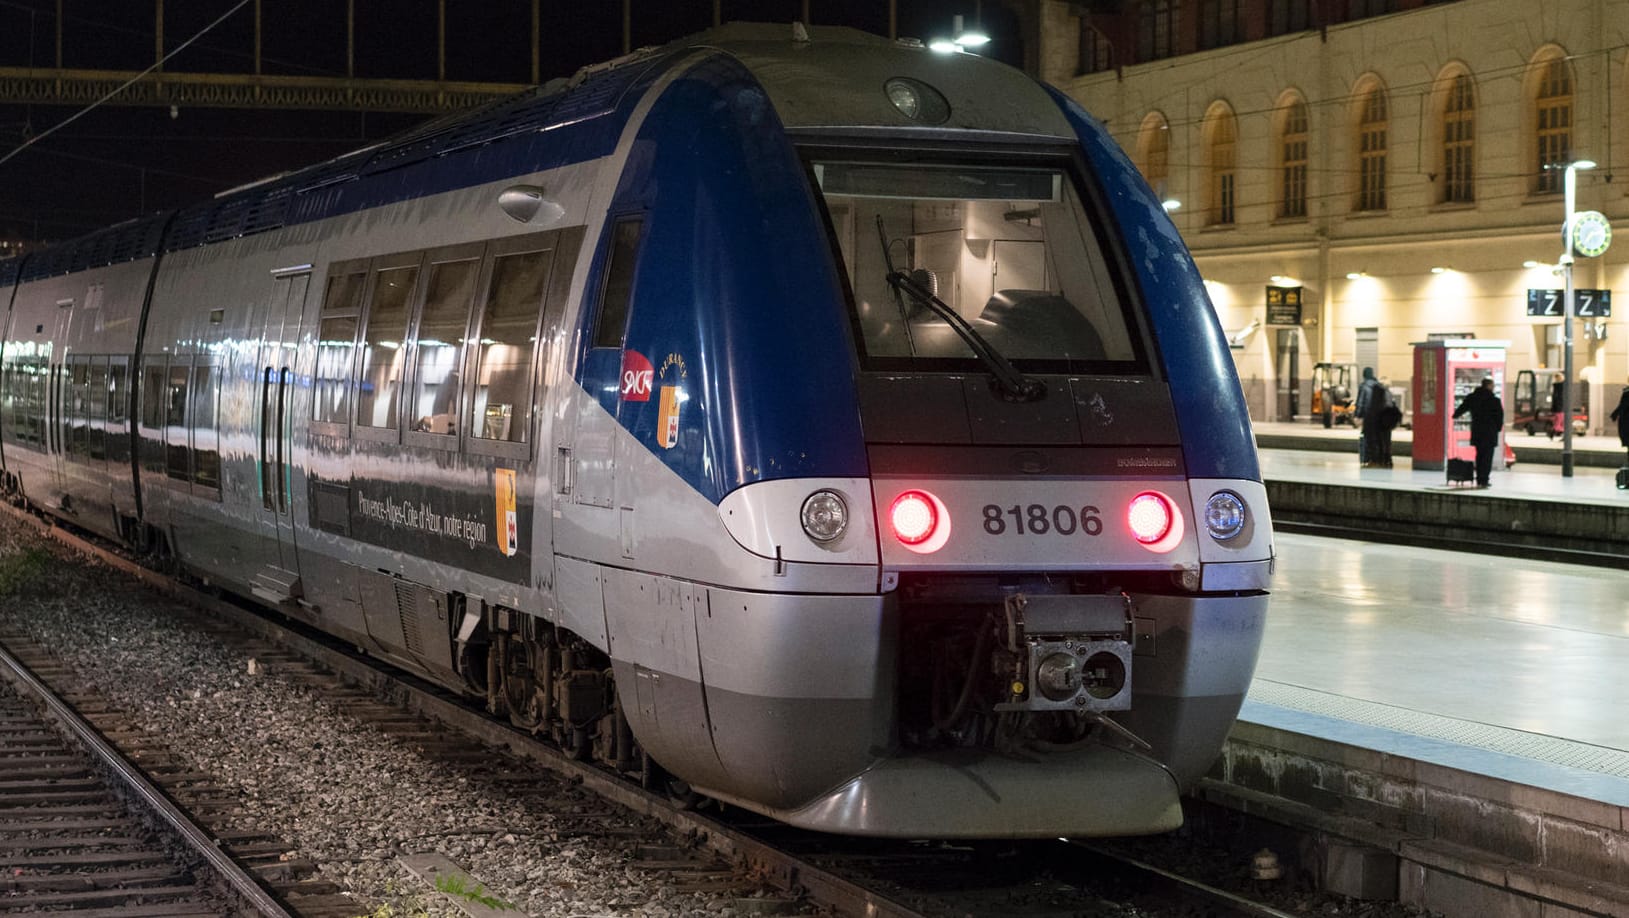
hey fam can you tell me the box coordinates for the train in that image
[0,23,1272,838]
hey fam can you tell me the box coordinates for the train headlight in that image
[800,490,849,544]
[883,78,951,124]
[1128,490,1184,554]
[1204,490,1247,541]
[889,489,951,553]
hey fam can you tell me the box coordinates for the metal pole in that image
[1561,163,1577,478]
[531,0,539,84]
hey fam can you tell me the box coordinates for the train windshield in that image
[810,158,1139,373]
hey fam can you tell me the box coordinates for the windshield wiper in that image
[874,216,1044,402]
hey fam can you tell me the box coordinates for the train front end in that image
[614,26,1270,838]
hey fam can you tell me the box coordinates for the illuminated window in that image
[1442,72,1475,204]
[1138,112,1170,198]
[1355,83,1388,212]
[1279,97,1309,219]
[1206,104,1237,226]
[313,270,364,426]
[408,257,479,437]
[356,264,419,429]
[472,250,552,443]
[1533,56,1572,194]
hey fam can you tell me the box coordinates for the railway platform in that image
[1253,421,1629,566]
[1205,422,1629,916]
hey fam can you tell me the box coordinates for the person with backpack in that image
[1354,367,1392,467]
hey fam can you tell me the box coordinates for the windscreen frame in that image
[797,138,1162,380]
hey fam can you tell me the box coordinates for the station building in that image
[1024,0,1629,430]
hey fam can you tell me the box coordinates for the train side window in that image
[590,218,643,350]
[472,250,551,443]
[313,269,365,429]
[190,362,220,495]
[164,362,190,482]
[139,357,167,473]
[408,256,479,438]
[357,263,419,431]
[67,357,90,460]
[88,359,109,461]
[107,359,129,464]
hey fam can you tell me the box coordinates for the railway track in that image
[0,639,290,916]
[0,505,1328,918]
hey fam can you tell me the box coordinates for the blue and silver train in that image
[0,24,1271,838]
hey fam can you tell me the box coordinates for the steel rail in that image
[1067,840,1306,918]
[0,634,294,917]
[16,507,928,918]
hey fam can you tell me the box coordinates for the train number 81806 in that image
[981,504,1103,537]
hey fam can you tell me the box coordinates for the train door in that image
[255,268,309,597]
[1275,328,1300,419]
[45,296,75,498]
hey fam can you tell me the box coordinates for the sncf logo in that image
[620,350,653,401]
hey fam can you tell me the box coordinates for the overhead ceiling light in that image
[1430,266,1449,274]
[1523,260,1543,268]
[1161,199,1181,212]
[1269,275,1299,286]
[1345,271,1367,280]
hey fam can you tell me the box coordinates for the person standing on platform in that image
[1453,376,1504,489]
[1354,367,1389,467]
[1611,378,1629,463]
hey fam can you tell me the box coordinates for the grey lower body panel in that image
[704,744,1184,839]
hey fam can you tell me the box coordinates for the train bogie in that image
[0,23,1272,839]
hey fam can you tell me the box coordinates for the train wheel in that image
[501,637,544,732]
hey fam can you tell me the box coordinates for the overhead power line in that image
[0,0,253,171]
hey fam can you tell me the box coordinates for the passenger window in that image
[409,258,478,436]
[190,363,220,492]
[107,361,129,464]
[472,250,550,442]
[140,358,167,473]
[88,361,108,461]
[590,219,642,349]
[314,271,365,426]
[357,265,418,429]
[68,358,90,460]
[164,364,189,481]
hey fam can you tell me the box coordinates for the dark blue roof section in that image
[16,50,672,279]
[0,257,20,288]
[17,214,169,283]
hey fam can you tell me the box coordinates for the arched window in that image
[1532,52,1573,194]
[1277,95,1309,219]
[1077,24,1113,75]
[1137,0,1177,62]
[1205,103,1238,226]
[1439,70,1475,204]
[1354,80,1388,212]
[1137,112,1171,199]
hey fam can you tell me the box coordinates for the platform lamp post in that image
[1560,159,1596,478]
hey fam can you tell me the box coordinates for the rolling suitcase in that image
[1446,457,1476,487]
[1618,466,1629,491]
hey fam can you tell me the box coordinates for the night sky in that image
[0,0,1019,246]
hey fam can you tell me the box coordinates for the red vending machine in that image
[1411,339,1508,471]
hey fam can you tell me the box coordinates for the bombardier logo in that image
[620,350,653,401]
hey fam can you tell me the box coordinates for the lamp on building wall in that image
[930,14,990,53]
[1559,158,1597,478]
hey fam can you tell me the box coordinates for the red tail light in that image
[890,490,938,545]
[1128,490,1184,553]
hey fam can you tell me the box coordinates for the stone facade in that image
[1035,0,1629,429]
